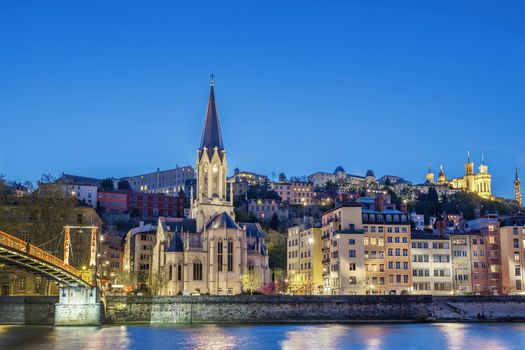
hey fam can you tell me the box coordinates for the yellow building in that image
[287,225,323,294]
[321,203,412,295]
[447,152,492,199]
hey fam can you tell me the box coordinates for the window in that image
[349,277,357,284]
[349,263,356,271]
[217,241,223,272]
[517,280,522,290]
[19,277,26,290]
[227,241,234,272]
[348,239,355,245]
[177,264,182,281]
[349,250,356,258]
[193,260,203,280]
[169,265,173,280]
[515,265,521,277]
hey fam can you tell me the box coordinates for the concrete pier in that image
[54,286,101,326]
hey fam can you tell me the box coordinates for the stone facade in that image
[149,81,269,295]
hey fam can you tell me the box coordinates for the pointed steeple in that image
[200,75,224,156]
[439,164,445,177]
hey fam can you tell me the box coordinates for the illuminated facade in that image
[320,203,412,295]
[287,225,324,294]
[498,217,525,294]
[448,152,492,199]
[515,168,522,207]
[410,233,453,295]
[150,79,269,295]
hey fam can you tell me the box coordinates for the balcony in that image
[334,229,365,234]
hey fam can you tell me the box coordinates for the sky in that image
[0,1,524,198]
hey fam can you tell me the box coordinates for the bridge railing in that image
[0,230,82,280]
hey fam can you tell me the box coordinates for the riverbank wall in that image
[2,295,525,325]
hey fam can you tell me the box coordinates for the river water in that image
[1,323,525,350]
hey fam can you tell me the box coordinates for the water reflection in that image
[1,323,525,350]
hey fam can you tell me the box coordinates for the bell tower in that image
[191,76,235,231]
[515,167,522,207]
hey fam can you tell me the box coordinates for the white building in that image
[410,233,453,295]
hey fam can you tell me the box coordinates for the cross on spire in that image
[210,74,215,86]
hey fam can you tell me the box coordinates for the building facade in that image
[248,199,289,221]
[498,217,525,294]
[410,233,453,295]
[287,225,323,294]
[124,166,195,196]
[271,181,314,205]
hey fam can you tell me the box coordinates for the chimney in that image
[374,194,385,212]
[401,201,408,214]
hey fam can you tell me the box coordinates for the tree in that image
[273,268,289,294]
[269,213,280,231]
[117,179,131,190]
[100,178,114,191]
[278,172,287,182]
[115,270,139,293]
[241,269,262,294]
[146,270,169,295]
[247,183,281,200]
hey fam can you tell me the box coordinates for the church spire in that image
[200,75,224,155]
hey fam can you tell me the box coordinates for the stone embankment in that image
[2,295,525,325]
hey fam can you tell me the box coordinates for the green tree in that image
[100,178,114,191]
[247,183,280,200]
[278,172,287,182]
[117,179,131,190]
[269,213,280,231]
[146,270,169,295]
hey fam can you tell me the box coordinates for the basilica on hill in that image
[425,151,492,199]
[151,79,270,295]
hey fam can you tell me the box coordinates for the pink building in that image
[97,190,131,213]
[271,181,314,205]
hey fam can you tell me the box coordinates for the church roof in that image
[366,169,375,177]
[240,222,266,238]
[167,233,184,252]
[333,166,345,174]
[205,212,239,230]
[160,217,196,233]
[200,81,224,156]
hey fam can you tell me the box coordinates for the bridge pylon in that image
[54,284,101,326]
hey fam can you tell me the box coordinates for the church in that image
[425,152,492,199]
[151,79,270,295]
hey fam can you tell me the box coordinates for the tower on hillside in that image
[191,76,235,231]
[425,166,435,184]
[515,168,522,207]
[437,165,447,185]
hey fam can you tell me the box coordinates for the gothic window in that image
[217,241,223,272]
[227,240,234,272]
[248,260,255,271]
[169,265,173,280]
[193,259,203,280]
[177,264,182,281]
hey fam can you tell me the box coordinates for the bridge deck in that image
[0,231,92,287]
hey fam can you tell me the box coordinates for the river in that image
[1,323,525,350]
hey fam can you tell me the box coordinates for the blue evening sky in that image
[0,1,523,198]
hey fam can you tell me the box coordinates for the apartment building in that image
[498,217,525,294]
[410,233,453,295]
[271,181,314,205]
[450,232,474,294]
[287,225,323,294]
